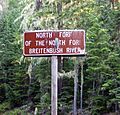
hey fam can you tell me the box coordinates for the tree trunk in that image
[57,0,63,96]
[80,60,84,115]
[35,0,42,11]
[73,61,79,115]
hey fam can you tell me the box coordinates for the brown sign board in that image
[23,30,85,56]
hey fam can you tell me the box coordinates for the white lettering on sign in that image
[45,48,63,53]
[48,40,55,46]
[24,30,85,56]
[29,48,63,54]
[48,40,66,46]
[69,40,80,45]
[25,41,32,46]
[66,47,81,53]
[59,32,72,38]
[36,32,52,38]
[36,40,45,46]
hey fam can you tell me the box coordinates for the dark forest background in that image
[0,0,120,114]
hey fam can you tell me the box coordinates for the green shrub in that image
[3,108,27,115]
[0,102,10,113]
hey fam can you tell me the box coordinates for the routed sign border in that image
[23,30,86,57]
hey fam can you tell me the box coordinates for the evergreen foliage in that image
[0,0,120,114]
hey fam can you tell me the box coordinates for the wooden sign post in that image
[24,30,85,115]
[51,56,58,115]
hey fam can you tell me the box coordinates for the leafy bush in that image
[0,102,10,113]
[3,108,27,115]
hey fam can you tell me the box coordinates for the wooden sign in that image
[23,30,85,56]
